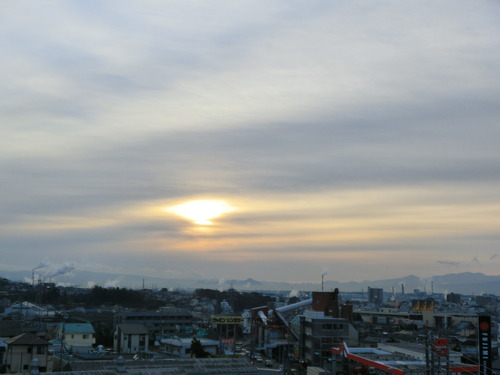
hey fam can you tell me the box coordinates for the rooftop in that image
[5,333,49,346]
[116,323,148,335]
[43,357,256,375]
[61,323,95,334]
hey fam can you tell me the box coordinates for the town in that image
[0,276,497,375]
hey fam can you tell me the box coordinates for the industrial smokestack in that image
[32,262,49,287]
[321,268,328,291]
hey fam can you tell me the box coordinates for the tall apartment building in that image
[298,290,358,367]
[367,287,384,305]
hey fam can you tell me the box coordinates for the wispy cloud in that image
[437,261,460,267]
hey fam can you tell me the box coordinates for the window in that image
[321,323,344,330]
[37,346,45,354]
[83,335,88,339]
[27,347,32,353]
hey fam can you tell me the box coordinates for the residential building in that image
[57,322,95,353]
[115,308,193,341]
[446,293,461,304]
[367,287,384,305]
[4,333,52,373]
[114,324,148,354]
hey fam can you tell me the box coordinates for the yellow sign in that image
[212,316,244,325]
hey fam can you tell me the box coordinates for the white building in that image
[114,324,148,354]
[57,323,95,353]
[161,337,219,358]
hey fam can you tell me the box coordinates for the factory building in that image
[250,290,358,367]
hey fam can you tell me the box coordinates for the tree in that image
[190,337,210,358]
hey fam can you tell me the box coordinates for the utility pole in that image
[430,338,436,375]
[425,334,430,375]
[446,345,451,375]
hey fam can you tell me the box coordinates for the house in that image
[114,324,149,354]
[58,323,95,353]
[0,320,24,366]
[4,333,52,373]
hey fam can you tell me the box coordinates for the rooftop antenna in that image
[321,274,324,291]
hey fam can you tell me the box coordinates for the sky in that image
[1,1,500,287]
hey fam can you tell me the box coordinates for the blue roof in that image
[62,323,95,334]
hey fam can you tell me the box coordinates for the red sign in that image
[434,338,448,357]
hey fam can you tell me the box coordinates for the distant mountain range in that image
[1,269,499,295]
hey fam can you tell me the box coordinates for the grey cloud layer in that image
[1,0,500,281]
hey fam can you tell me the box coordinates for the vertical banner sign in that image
[478,315,492,375]
[433,338,448,357]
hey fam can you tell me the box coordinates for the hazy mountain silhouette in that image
[1,269,498,295]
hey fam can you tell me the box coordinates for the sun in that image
[166,200,236,225]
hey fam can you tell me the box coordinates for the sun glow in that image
[166,200,236,225]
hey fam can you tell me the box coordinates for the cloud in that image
[33,262,49,271]
[44,262,75,278]
[1,1,500,283]
[104,279,121,288]
[288,290,301,299]
[437,261,460,267]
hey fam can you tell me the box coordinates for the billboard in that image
[212,315,244,325]
[411,299,434,311]
[478,315,492,375]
